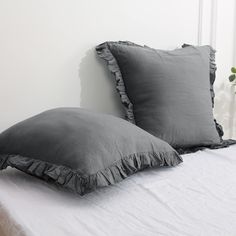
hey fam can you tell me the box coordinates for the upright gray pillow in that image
[96,41,232,152]
[0,108,182,195]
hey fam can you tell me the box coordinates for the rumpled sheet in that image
[0,145,236,236]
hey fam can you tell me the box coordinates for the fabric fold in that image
[0,151,182,195]
[96,42,136,123]
[182,44,224,139]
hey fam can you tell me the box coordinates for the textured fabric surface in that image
[0,108,182,195]
[96,42,225,150]
[182,44,225,139]
[0,145,236,236]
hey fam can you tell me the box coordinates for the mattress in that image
[0,145,236,236]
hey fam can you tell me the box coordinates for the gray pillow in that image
[182,43,224,139]
[0,108,182,195]
[96,41,226,151]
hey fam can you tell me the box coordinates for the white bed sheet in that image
[0,145,236,236]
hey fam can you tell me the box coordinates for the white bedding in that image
[0,145,236,236]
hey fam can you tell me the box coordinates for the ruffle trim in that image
[97,42,220,133]
[0,151,182,195]
[96,41,137,123]
[208,47,225,139]
[176,139,236,155]
[96,41,228,153]
[209,46,216,106]
[182,44,224,140]
[182,44,216,106]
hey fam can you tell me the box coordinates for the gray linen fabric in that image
[96,42,224,150]
[0,108,182,195]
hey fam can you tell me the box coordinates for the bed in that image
[0,144,236,236]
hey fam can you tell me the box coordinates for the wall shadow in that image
[79,48,124,118]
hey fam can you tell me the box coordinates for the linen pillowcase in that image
[96,41,234,152]
[182,43,224,137]
[0,108,182,195]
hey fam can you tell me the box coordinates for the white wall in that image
[212,0,236,138]
[0,0,235,138]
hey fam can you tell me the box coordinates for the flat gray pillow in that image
[96,41,228,151]
[0,108,182,195]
